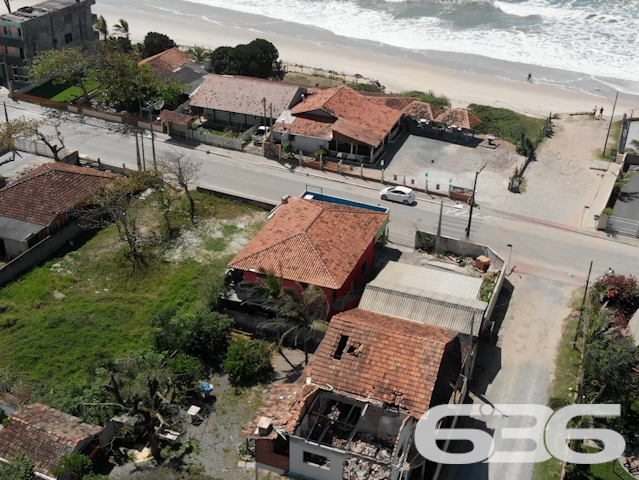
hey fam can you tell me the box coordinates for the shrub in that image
[152,308,233,362]
[401,90,451,110]
[167,353,203,391]
[53,453,93,479]
[223,337,273,383]
[601,207,614,216]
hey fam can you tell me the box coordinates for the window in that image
[3,46,7,55]
[19,48,24,59]
[64,33,73,44]
[303,451,330,469]
[2,26,7,36]
[11,66,28,82]
[360,260,368,276]
[17,28,21,38]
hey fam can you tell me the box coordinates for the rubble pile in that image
[343,457,391,480]
[346,433,393,461]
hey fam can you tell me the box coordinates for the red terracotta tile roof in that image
[434,108,482,129]
[304,309,460,415]
[290,86,403,147]
[402,101,444,121]
[0,403,102,476]
[139,47,195,75]
[0,162,117,226]
[364,95,417,111]
[190,74,304,118]
[159,109,194,125]
[243,383,319,439]
[229,197,388,290]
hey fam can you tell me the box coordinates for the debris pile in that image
[343,457,391,480]
[344,433,393,461]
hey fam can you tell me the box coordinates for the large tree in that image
[28,47,95,104]
[82,171,156,269]
[94,45,183,111]
[157,151,201,224]
[140,32,176,59]
[210,38,282,79]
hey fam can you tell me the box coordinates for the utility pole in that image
[574,260,594,343]
[3,102,8,122]
[604,91,618,157]
[465,164,486,239]
[435,201,443,253]
[134,131,141,170]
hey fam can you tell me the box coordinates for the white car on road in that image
[380,186,416,205]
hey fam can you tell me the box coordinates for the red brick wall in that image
[256,439,289,471]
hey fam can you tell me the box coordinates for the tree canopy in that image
[28,43,183,112]
[140,32,177,59]
[210,38,282,79]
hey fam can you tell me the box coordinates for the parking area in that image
[381,131,522,200]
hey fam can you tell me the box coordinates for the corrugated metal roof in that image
[359,286,485,336]
[359,261,487,336]
[0,215,44,242]
[369,261,483,300]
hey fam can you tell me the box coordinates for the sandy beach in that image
[12,0,639,117]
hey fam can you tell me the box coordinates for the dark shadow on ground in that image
[482,278,514,345]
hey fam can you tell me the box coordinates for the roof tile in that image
[0,404,102,476]
[139,47,195,75]
[229,197,388,289]
[0,163,117,226]
[304,309,460,415]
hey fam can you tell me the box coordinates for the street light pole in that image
[595,88,618,156]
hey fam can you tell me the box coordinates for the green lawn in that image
[27,78,99,102]
[0,192,265,407]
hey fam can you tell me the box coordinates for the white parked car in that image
[252,126,270,145]
[380,186,416,205]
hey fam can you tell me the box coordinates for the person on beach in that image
[599,107,604,119]
[593,106,597,117]
[527,73,532,83]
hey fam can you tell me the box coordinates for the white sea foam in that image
[167,0,639,91]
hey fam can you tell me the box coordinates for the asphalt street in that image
[3,97,637,480]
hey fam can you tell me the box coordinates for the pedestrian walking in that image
[593,106,597,117]
[527,73,532,83]
[599,107,604,119]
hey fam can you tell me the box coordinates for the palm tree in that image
[243,271,329,365]
[113,18,130,39]
[94,15,109,41]
[191,46,207,63]
[266,284,329,365]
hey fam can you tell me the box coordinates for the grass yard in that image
[0,191,267,407]
[27,78,99,103]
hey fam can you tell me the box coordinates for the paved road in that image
[4,98,638,480]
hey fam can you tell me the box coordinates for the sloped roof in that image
[243,383,319,439]
[190,74,304,118]
[139,47,195,75]
[0,163,117,226]
[229,196,388,289]
[359,262,488,336]
[0,216,43,242]
[434,108,482,129]
[304,309,460,415]
[290,86,403,147]
[159,109,194,126]
[364,95,417,111]
[402,101,444,121]
[0,403,102,477]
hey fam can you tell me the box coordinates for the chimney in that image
[256,416,273,436]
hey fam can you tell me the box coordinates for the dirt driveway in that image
[439,274,578,480]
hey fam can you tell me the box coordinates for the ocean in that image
[107,0,639,96]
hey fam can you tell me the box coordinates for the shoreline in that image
[10,0,639,117]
